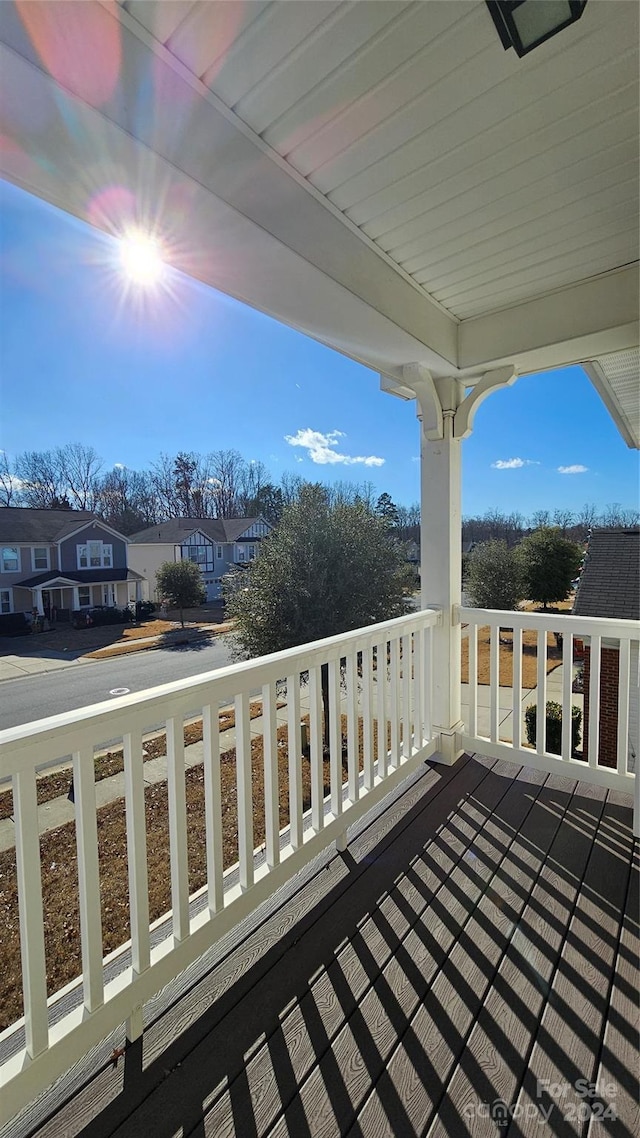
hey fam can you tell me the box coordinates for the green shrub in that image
[72,607,132,628]
[525,701,581,755]
[135,600,156,621]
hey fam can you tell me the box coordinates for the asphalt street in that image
[0,637,235,731]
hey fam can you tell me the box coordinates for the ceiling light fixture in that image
[486,1,588,57]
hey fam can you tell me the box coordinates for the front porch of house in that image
[0,604,637,1136]
[11,575,144,625]
[2,747,637,1138]
[0,2,638,1132]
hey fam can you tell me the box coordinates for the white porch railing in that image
[461,607,640,793]
[0,605,637,1125]
[0,608,439,1124]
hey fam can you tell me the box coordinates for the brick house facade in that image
[574,528,639,771]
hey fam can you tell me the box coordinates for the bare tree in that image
[95,466,157,533]
[238,459,270,516]
[150,452,179,518]
[59,443,102,510]
[552,507,574,536]
[0,451,20,507]
[531,509,551,530]
[209,449,246,517]
[15,449,69,509]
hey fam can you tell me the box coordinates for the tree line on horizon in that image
[0,443,636,539]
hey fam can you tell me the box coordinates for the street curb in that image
[0,627,233,682]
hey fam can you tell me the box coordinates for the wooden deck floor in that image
[13,754,639,1138]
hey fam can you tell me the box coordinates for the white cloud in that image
[284,428,384,467]
[491,457,536,470]
[558,464,588,474]
[113,462,126,469]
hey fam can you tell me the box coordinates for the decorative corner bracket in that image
[402,364,444,440]
[453,365,518,439]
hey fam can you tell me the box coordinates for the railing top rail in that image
[0,606,440,760]
[461,607,640,639]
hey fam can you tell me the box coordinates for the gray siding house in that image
[0,507,143,621]
[127,517,272,601]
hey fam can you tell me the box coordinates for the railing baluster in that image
[309,665,324,832]
[328,658,342,817]
[412,626,423,749]
[123,731,150,977]
[588,635,601,768]
[402,633,412,758]
[468,621,478,739]
[72,746,103,1012]
[389,638,400,768]
[235,692,254,891]
[362,644,374,788]
[346,650,359,802]
[424,626,433,741]
[490,624,499,743]
[166,716,189,942]
[511,626,522,750]
[561,632,574,761]
[286,673,303,849]
[616,639,631,775]
[202,703,223,914]
[13,769,48,1058]
[376,641,388,778]
[536,630,547,755]
[261,683,279,868]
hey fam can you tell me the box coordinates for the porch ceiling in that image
[0,1,638,440]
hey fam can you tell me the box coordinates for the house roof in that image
[0,509,129,543]
[18,569,144,588]
[573,528,640,621]
[0,507,110,543]
[128,518,269,544]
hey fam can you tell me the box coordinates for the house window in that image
[1,547,19,573]
[237,545,245,562]
[77,541,112,569]
[32,547,50,571]
[216,546,223,559]
[77,587,91,608]
[181,544,213,570]
[0,589,11,614]
[248,545,256,560]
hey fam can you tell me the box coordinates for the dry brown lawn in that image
[0,714,377,1031]
[0,701,283,822]
[461,625,562,687]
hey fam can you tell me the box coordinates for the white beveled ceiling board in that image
[0,0,637,430]
[584,350,640,449]
[116,0,639,326]
[0,42,453,379]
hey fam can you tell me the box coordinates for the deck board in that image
[8,756,637,1138]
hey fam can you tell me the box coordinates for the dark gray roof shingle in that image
[128,518,269,544]
[0,507,107,543]
[573,528,640,621]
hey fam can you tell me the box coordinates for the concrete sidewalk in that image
[0,626,222,682]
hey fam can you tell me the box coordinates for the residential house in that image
[0,2,638,1135]
[573,528,640,768]
[127,517,272,602]
[0,507,144,622]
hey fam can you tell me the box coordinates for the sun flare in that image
[118,230,165,286]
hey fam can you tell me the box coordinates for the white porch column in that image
[33,588,44,616]
[381,363,517,766]
[418,375,465,765]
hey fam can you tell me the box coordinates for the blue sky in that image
[1,178,638,519]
